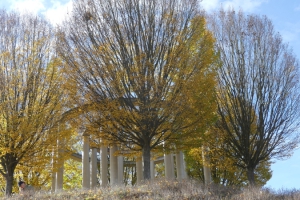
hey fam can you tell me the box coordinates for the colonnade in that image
[51,135,188,192]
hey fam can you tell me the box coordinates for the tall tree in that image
[208,10,300,185]
[57,0,217,180]
[0,11,66,195]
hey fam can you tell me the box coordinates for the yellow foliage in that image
[0,11,74,195]
[186,125,272,186]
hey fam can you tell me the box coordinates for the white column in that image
[56,140,64,191]
[182,153,188,179]
[91,147,98,188]
[51,172,56,192]
[164,153,174,180]
[101,145,108,186]
[110,145,118,185]
[176,151,186,180]
[118,155,124,185]
[202,146,212,185]
[82,135,90,189]
[136,156,143,184]
[170,154,175,178]
[203,164,212,185]
[56,164,64,191]
[51,148,56,192]
[150,160,155,179]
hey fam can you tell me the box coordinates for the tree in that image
[57,0,217,180]
[0,11,67,195]
[208,9,300,185]
[185,125,272,187]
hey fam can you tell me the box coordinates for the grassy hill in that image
[2,179,300,200]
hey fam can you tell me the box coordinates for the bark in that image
[247,167,255,186]
[5,171,14,196]
[142,142,151,180]
[3,156,18,196]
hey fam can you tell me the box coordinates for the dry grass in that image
[2,179,300,200]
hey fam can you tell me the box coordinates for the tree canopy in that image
[0,11,70,195]
[208,9,300,185]
[57,0,218,180]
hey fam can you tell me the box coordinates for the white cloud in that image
[43,0,73,26]
[200,0,268,12]
[221,0,268,12]
[7,0,268,25]
[9,0,45,14]
[8,0,72,25]
[200,0,220,12]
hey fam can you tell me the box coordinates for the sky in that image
[0,0,299,190]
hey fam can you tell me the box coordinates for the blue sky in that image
[0,0,299,190]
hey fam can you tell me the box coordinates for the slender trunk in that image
[143,142,151,180]
[247,167,255,186]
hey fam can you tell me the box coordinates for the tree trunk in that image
[5,172,14,196]
[247,167,255,186]
[143,142,151,180]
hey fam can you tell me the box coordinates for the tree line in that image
[0,0,299,196]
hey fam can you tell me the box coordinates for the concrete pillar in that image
[91,147,98,188]
[171,154,175,178]
[110,145,118,185]
[82,135,90,189]
[183,154,188,179]
[56,140,64,191]
[51,148,56,192]
[56,164,64,191]
[202,146,212,185]
[118,155,124,185]
[150,160,155,179]
[164,153,174,179]
[51,172,56,192]
[203,163,212,185]
[176,151,186,180]
[136,156,143,184]
[101,145,108,186]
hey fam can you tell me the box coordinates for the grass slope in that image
[3,179,300,200]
